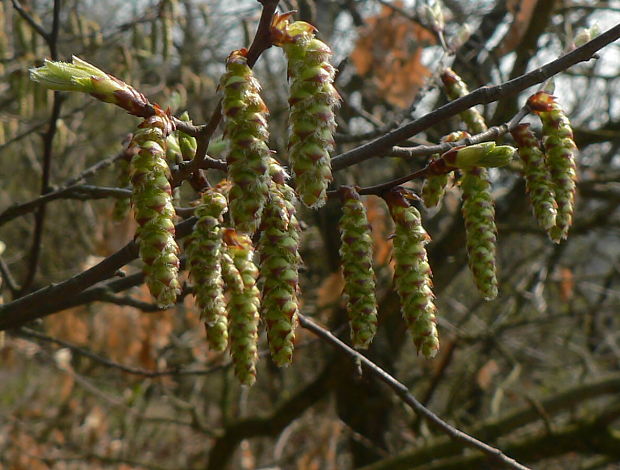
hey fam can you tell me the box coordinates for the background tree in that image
[1,1,620,469]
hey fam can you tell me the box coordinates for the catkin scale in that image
[527,91,578,242]
[339,187,378,349]
[221,49,270,235]
[129,112,181,307]
[272,15,340,208]
[186,189,229,351]
[386,189,439,358]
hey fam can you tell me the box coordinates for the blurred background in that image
[1,0,620,469]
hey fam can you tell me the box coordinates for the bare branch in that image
[297,314,532,470]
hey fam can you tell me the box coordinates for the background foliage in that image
[1,0,620,469]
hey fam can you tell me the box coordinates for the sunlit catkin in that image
[527,91,578,242]
[129,112,181,307]
[258,160,302,366]
[339,186,378,349]
[224,229,260,386]
[385,188,439,359]
[221,49,270,235]
[511,123,557,232]
[272,14,340,208]
[461,167,498,299]
[186,189,229,351]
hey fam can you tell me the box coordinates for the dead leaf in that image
[316,271,345,307]
[351,2,434,107]
[559,267,574,302]
[476,359,499,390]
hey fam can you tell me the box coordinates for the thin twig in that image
[298,313,532,470]
[19,0,64,294]
[330,22,620,171]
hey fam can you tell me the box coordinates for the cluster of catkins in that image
[28,16,581,383]
[520,91,578,243]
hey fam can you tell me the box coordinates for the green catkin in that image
[339,186,378,349]
[259,160,302,366]
[221,49,270,235]
[272,15,340,208]
[440,67,487,134]
[422,131,470,208]
[441,68,499,299]
[527,91,578,243]
[224,229,261,386]
[130,112,181,307]
[186,189,229,351]
[386,189,439,359]
[461,168,498,299]
[511,123,558,232]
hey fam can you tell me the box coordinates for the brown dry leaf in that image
[559,267,574,302]
[351,2,434,107]
[476,359,500,390]
[316,271,345,307]
[44,306,90,345]
[496,0,539,56]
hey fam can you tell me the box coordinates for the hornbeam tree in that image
[1,1,620,469]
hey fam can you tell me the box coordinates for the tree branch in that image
[297,314,531,470]
[331,22,620,171]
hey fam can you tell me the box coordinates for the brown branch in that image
[0,217,197,331]
[0,185,131,226]
[297,314,532,470]
[330,22,620,171]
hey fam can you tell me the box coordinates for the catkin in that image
[272,15,340,208]
[339,186,378,349]
[259,160,302,366]
[511,123,558,232]
[385,188,439,358]
[221,49,270,235]
[461,168,498,299]
[129,112,181,307]
[440,68,499,299]
[224,229,261,386]
[186,189,229,351]
[527,91,578,242]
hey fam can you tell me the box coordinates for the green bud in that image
[30,56,153,117]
